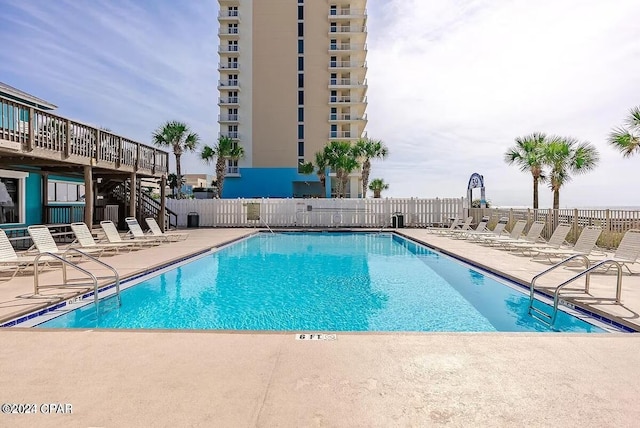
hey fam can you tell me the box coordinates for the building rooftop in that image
[0,81,57,110]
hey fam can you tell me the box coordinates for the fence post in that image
[605,209,611,247]
[573,209,579,243]
[508,208,514,229]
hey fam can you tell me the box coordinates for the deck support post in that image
[129,173,137,218]
[83,166,93,227]
[160,175,167,232]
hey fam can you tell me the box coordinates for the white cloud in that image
[366,0,640,207]
[1,0,638,207]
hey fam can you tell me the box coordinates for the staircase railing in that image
[111,181,178,230]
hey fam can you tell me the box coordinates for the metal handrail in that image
[33,248,121,315]
[550,259,623,324]
[261,218,274,234]
[529,254,591,308]
[33,251,99,308]
[63,248,121,306]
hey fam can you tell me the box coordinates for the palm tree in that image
[323,141,360,198]
[354,138,388,198]
[608,106,640,158]
[504,133,547,209]
[368,178,389,198]
[299,151,329,196]
[167,173,179,197]
[152,121,199,197]
[543,136,600,209]
[201,136,244,198]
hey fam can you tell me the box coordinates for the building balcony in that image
[329,95,368,105]
[218,79,240,89]
[218,28,239,37]
[329,9,367,20]
[328,26,367,35]
[218,97,239,105]
[218,10,240,21]
[218,62,240,70]
[218,114,239,123]
[328,78,367,89]
[328,60,367,70]
[328,131,367,140]
[225,166,240,176]
[218,45,239,53]
[329,96,352,104]
[219,132,239,140]
[329,113,368,122]
[329,43,367,53]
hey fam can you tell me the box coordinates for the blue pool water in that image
[38,233,605,332]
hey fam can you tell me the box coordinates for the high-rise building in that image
[217,0,368,198]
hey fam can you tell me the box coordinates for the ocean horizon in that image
[494,206,640,211]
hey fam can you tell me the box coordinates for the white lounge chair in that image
[587,229,640,274]
[463,217,509,241]
[532,226,603,263]
[437,216,473,236]
[508,223,572,256]
[27,225,104,259]
[426,218,461,234]
[497,221,546,249]
[449,217,490,240]
[100,221,159,247]
[479,220,527,245]
[70,222,138,254]
[124,217,167,243]
[0,229,52,278]
[145,218,188,242]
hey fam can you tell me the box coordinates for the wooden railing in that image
[0,94,168,175]
[111,181,178,230]
[43,204,85,225]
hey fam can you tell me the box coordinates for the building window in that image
[298,107,304,122]
[297,158,306,173]
[298,56,304,71]
[0,177,19,224]
[298,22,303,37]
[298,74,304,88]
[47,181,85,203]
[298,39,304,54]
[298,141,304,157]
[298,125,304,139]
[298,91,304,105]
[0,170,28,225]
[298,5,304,20]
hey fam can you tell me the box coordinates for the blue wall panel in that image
[25,172,42,225]
[223,168,328,198]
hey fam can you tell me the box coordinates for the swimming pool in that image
[36,232,607,332]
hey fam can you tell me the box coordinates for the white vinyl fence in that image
[166,198,465,228]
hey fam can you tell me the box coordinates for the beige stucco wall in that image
[220,0,368,170]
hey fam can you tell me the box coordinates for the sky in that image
[0,0,638,208]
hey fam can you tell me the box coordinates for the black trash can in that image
[392,213,404,228]
[187,212,199,228]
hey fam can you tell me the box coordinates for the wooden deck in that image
[0,94,168,178]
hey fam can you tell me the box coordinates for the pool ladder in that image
[528,254,622,327]
[33,248,121,316]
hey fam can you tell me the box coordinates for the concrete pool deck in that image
[1,227,640,427]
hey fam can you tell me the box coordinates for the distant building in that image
[217,0,368,198]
